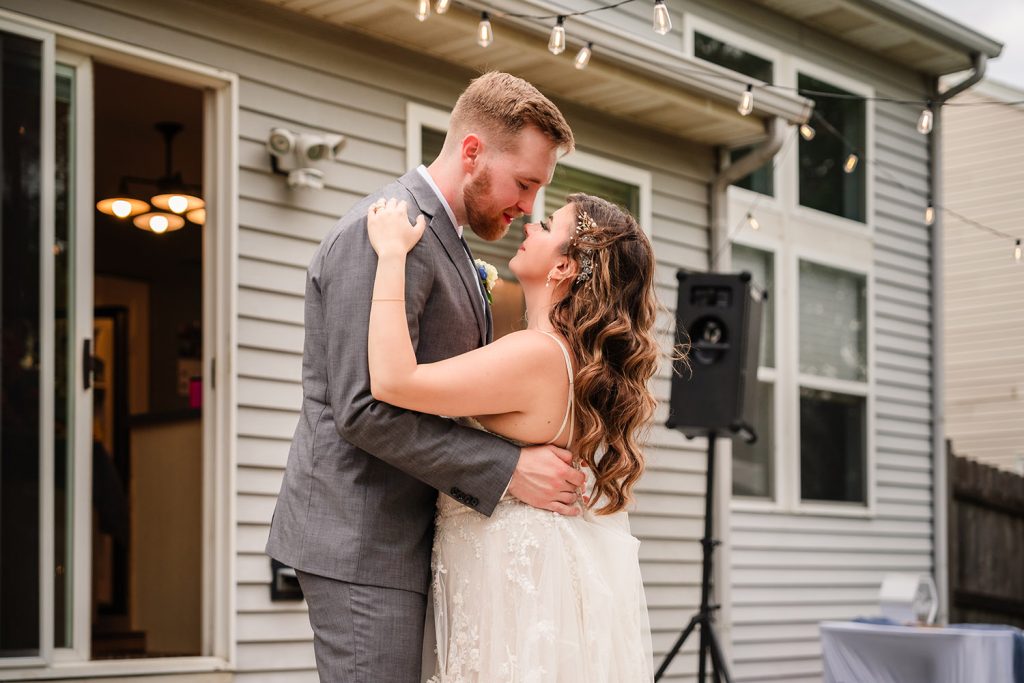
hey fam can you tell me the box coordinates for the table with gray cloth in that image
[820,620,1017,683]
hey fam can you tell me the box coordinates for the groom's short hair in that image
[448,71,574,155]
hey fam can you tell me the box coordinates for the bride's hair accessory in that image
[573,210,598,284]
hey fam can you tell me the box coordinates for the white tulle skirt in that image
[422,494,654,683]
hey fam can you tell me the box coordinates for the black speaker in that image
[667,270,763,439]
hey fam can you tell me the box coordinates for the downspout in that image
[930,52,986,625]
[710,117,787,273]
[705,114,787,664]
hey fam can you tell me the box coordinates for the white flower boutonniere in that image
[474,258,498,304]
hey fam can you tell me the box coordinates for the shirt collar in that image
[417,164,463,239]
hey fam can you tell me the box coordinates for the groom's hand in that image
[508,445,586,516]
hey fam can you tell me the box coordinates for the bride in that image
[366,192,661,682]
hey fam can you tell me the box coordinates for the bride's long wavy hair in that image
[549,193,662,514]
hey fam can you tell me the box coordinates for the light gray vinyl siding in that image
[943,87,1024,473]
[4,0,714,678]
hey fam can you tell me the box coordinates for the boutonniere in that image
[474,258,498,304]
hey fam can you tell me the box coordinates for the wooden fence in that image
[947,443,1024,628]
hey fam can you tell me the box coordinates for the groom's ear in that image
[460,134,483,171]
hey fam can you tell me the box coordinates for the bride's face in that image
[508,203,576,285]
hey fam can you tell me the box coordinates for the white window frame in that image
[406,102,653,236]
[786,57,876,237]
[790,248,875,517]
[0,9,239,678]
[728,240,782,505]
[695,28,877,517]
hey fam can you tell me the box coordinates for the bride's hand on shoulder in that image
[367,198,426,259]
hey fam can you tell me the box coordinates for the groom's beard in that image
[464,167,510,242]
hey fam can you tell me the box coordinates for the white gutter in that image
[929,52,987,625]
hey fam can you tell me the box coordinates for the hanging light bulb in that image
[574,42,593,70]
[435,0,451,13]
[738,84,754,116]
[415,0,430,21]
[653,0,672,35]
[924,204,935,226]
[843,153,859,174]
[151,193,204,214]
[132,212,185,234]
[96,197,149,219]
[917,103,934,135]
[477,12,493,47]
[1015,239,1022,264]
[799,123,816,141]
[549,16,566,55]
[746,213,760,231]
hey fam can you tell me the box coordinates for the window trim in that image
[791,249,876,517]
[683,13,781,82]
[729,243,782,506]
[406,102,653,236]
[723,47,876,518]
[0,8,239,675]
[786,57,876,233]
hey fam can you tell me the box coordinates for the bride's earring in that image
[545,274,552,288]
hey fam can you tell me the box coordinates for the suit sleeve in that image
[318,207,519,516]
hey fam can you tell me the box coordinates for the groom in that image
[266,72,583,682]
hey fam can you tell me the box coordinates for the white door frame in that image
[0,8,239,676]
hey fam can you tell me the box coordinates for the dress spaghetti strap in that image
[536,330,575,448]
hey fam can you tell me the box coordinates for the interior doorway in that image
[89,62,204,659]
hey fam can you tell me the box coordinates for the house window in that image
[543,164,640,218]
[694,31,772,82]
[418,118,650,338]
[694,31,774,196]
[798,74,866,222]
[798,260,867,503]
[731,245,775,499]
[420,126,530,337]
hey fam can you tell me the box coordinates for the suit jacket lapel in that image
[397,169,487,346]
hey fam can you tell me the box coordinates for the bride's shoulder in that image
[488,330,572,369]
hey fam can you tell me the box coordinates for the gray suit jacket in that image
[266,169,520,595]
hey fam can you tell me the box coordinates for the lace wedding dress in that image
[424,331,655,683]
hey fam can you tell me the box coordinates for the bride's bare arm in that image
[366,199,552,417]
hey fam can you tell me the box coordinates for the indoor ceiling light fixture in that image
[96,121,205,234]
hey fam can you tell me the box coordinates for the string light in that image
[653,0,672,35]
[549,16,566,55]
[575,42,593,70]
[435,0,451,13]
[738,84,754,116]
[477,12,493,47]
[1015,239,1022,264]
[843,153,859,174]
[746,213,760,231]
[925,204,935,226]
[799,124,816,141]
[917,104,934,135]
[415,0,430,22]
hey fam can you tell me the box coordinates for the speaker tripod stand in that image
[654,430,733,683]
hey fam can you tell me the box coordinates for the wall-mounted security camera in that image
[297,133,345,163]
[267,127,345,189]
